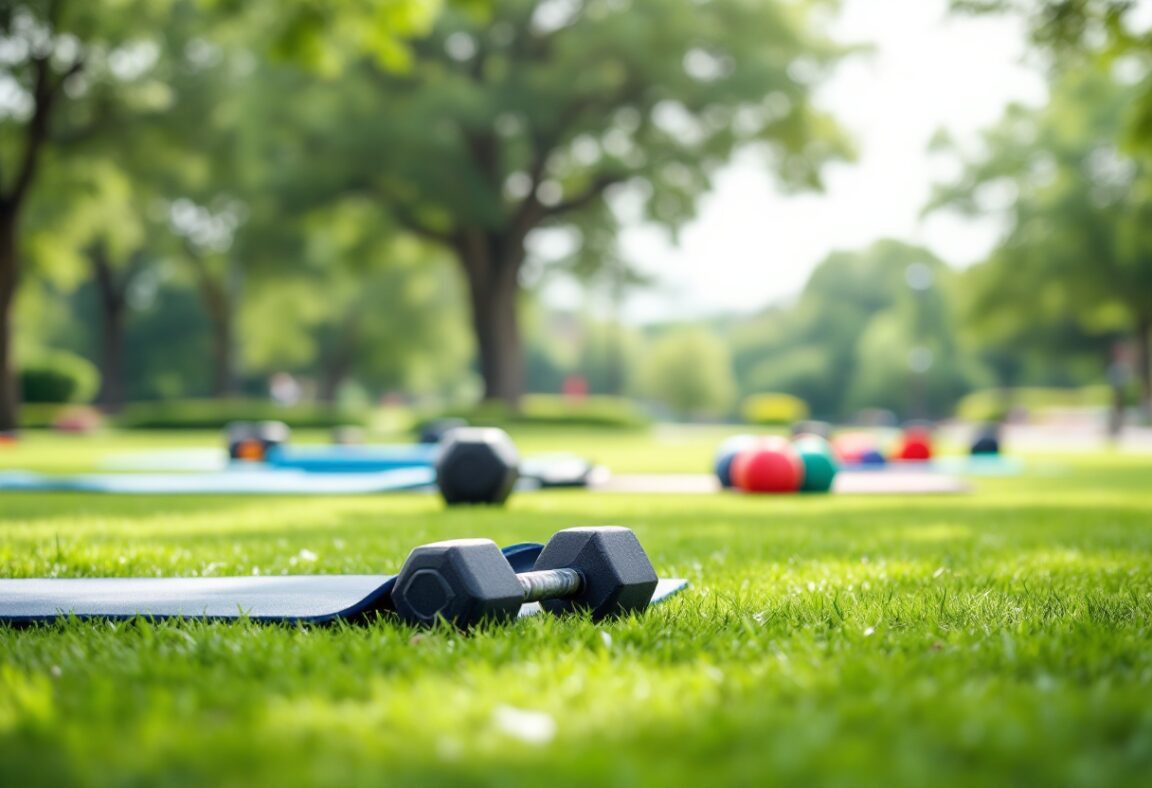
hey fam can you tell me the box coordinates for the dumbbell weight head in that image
[532,526,658,620]
[391,538,524,627]
[435,427,520,505]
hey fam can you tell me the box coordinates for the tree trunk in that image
[0,212,19,431]
[209,308,233,399]
[91,247,130,413]
[187,254,236,399]
[316,308,361,405]
[318,362,347,405]
[100,307,126,411]
[197,279,234,399]
[1136,315,1152,423]
[459,246,524,408]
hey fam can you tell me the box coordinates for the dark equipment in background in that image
[971,423,1002,456]
[227,421,291,462]
[418,418,468,444]
[435,427,520,505]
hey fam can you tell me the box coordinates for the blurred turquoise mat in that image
[100,445,439,473]
[266,444,439,473]
[0,467,436,495]
[933,456,1025,476]
[99,449,600,488]
[838,457,1024,477]
[0,542,689,624]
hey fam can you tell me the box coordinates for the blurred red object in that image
[731,437,804,494]
[893,427,933,461]
[53,406,104,434]
[832,432,874,464]
[563,374,588,400]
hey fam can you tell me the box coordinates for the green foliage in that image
[347,0,849,236]
[286,0,850,403]
[730,240,982,420]
[931,65,1152,411]
[952,0,1152,144]
[956,385,1118,421]
[240,229,475,399]
[742,392,809,426]
[438,394,648,430]
[17,403,71,429]
[18,350,99,404]
[0,431,1151,786]
[113,399,364,430]
[637,329,736,419]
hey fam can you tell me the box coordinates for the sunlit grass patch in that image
[0,431,1150,786]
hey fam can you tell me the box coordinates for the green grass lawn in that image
[1,429,1150,787]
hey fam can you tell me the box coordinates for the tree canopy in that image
[930,64,1152,415]
[303,0,851,406]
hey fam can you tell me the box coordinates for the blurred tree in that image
[316,0,849,408]
[240,201,474,402]
[575,318,644,397]
[0,0,453,425]
[951,1,1152,145]
[730,240,977,419]
[23,157,167,411]
[0,0,180,427]
[636,329,735,419]
[930,66,1152,419]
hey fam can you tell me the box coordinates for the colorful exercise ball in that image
[731,438,804,494]
[832,433,872,464]
[894,427,933,461]
[714,434,758,488]
[793,435,838,493]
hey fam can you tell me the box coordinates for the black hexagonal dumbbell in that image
[435,427,520,506]
[390,526,659,628]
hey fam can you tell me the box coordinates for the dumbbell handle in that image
[516,568,583,603]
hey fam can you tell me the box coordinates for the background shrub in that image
[742,392,810,426]
[114,399,365,430]
[20,351,100,404]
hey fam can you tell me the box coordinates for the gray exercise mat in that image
[0,576,689,624]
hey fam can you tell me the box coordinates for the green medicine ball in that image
[793,435,838,494]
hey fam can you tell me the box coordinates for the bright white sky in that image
[538,0,1049,323]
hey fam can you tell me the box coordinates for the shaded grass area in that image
[0,431,1150,786]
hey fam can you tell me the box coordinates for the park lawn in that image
[0,430,1150,787]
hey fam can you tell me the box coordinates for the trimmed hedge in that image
[20,351,100,404]
[19,403,68,429]
[431,395,649,431]
[114,399,366,430]
[742,392,810,426]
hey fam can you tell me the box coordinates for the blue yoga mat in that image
[0,467,437,495]
[265,444,439,473]
[0,543,690,624]
[98,445,439,473]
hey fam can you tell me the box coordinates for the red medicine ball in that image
[894,429,933,461]
[731,438,805,494]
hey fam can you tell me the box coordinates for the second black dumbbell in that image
[390,526,659,628]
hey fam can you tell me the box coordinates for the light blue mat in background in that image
[0,467,437,495]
